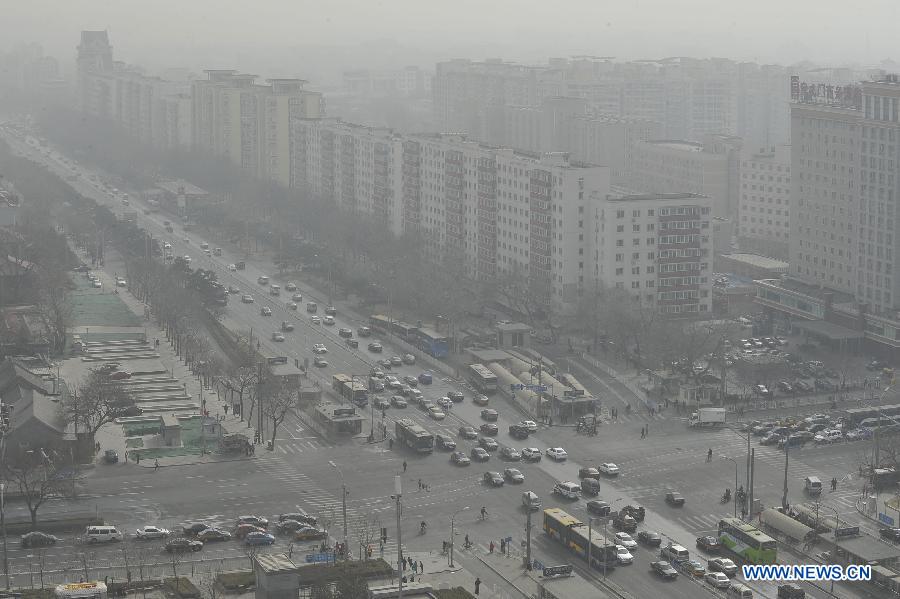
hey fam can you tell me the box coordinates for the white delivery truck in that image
[689,407,727,427]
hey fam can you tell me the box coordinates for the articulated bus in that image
[412,327,449,358]
[395,418,434,453]
[718,517,777,564]
[843,403,900,426]
[468,364,498,394]
[543,508,618,571]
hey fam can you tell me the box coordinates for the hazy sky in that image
[5,0,899,74]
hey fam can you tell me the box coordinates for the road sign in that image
[510,384,524,391]
[879,512,895,526]
[305,552,335,563]
[542,564,573,578]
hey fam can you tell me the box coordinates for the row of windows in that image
[658,290,699,300]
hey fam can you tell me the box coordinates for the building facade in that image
[737,144,791,259]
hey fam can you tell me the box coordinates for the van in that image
[522,491,541,511]
[553,481,580,500]
[85,525,122,544]
[804,476,822,496]
[660,543,689,563]
[727,583,754,598]
[306,302,318,313]
[581,478,601,496]
[257,276,269,285]
[270,284,281,296]
[199,242,209,250]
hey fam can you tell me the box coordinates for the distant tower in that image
[76,30,113,110]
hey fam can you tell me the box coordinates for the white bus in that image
[468,363,498,394]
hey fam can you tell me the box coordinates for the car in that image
[345,338,358,348]
[845,428,872,441]
[260,307,272,316]
[707,557,737,575]
[401,375,418,388]
[508,424,530,439]
[473,394,489,406]
[389,356,403,367]
[272,332,285,342]
[197,528,232,542]
[520,420,538,432]
[21,532,60,548]
[499,446,521,461]
[546,447,568,461]
[596,462,619,475]
[135,526,171,540]
[281,321,295,332]
[778,381,794,393]
[428,407,445,420]
[109,370,132,380]
[245,532,276,546]
[324,306,337,315]
[480,423,499,435]
[374,396,391,410]
[481,409,499,422]
[470,447,490,462]
[458,426,478,439]
[293,527,327,541]
[390,395,408,408]
[368,342,383,353]
[241,294,254,303]
[238,515,269,528]
[705,571,730,588]
[403,354,416,365]
[99,362,121,372]
[613,514,637,532]
[435,434,457,450]
[637,530,662,546]
[313,343,328,354]
[278,512,317,526]
[478,437,499,451]
[92,279,102,288]
[441,390,462,403]
[418,372,433,384]
[450,451,471,466]
[621,505,645,522]
[483,471,504,487]
[182,523,211,536]
[651,561,678,579]
[323,315,335,325]
[587,500,611,516]
[614,532,637,549]
[291,293,303,302]
[579,467,600,479]
[615,545,634,564]
[103,449,119,463]
[338,328,353,338]
[777,583,807,598]
[437,396,453,409]
[313,356,328,368]
[521,447,542,462]
[665,491,685,506]
[685,560,706,577]
[378,359,393,370]
[116,278,127,287]
[696,535,721,552]
[761,432,783,445]
[503,467,525,483]
[880,527,900,542]
[166,538,203,553]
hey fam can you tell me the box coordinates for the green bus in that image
[718,517,777,564]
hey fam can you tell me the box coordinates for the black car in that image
[637,530,662,547]
[166,538,203,553]
[278,512,317,526]
[373,397,391,410]
[586,500,611,516]
[498,446,521,461]
[182,523,211,535]
[21,532,60,548]
[579,467,600,479]
[448,391,464,403]
[450,451,471,466]
[368,342,383,353]
[481,409,499,422]
[651,561,678,579]
[403,376,419,388]
[458,426,478,440]
[508,424,530,439]
[621,505,645,522]
[480,423,499,435]
[665,491,685,506]
[880,527,900,542]
[696,535,721,552]
[777,584,806,599]
[483,471,504,487]
[478,436,499,451]
[435,434,457,450]
[197,528,232,542]
[470,447,490,462]
[338,328,353,338]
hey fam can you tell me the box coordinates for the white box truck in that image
[689,407,727,427]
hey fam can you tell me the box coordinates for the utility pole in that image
[394,476,404,599]
[749,449,755,518]
[524,509,532,570]
[782,440,790,510]
[1,430,8,589]
[257,361,264,443]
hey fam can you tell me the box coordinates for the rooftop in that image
[646,139,704,152]
[156,180,208,197]
[254,553,298,574]
[720,253,789,271]
[603,192,708,202]
[755,277,856,305]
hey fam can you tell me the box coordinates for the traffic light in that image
[381,527,388,543]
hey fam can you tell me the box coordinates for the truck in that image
[689,407,727,427]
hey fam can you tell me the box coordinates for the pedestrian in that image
[389,438,394,450]
[500,538,506,553]
[489,540,494,553]
[154,458,159,471]
[380,540,384,556]
[136,453,140,464]
[419,560,423,574]
[474,577,481,595]
[403,460,407,472]
[480,506,487,520]
[224,404,229,415]
[707,448,713,462]
[418,478,423,490]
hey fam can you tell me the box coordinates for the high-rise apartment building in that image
[592,192,714,315]
[737,145,791,259]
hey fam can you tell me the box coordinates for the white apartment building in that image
[592,192,714,315]
[342,67,431,97]
[737,144,791,259]
[291,119,611,312]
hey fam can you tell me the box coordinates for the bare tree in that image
[3,447,67,528]
[60,369,135,439]
[353,514,381,560]
[261,381,297,448]
[229,367,259,422]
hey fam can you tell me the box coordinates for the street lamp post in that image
[329,461,348,559]
[0,482,7,589]
[721,456,739,518]
[449,506,469,567]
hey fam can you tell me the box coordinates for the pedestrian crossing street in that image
[272,423,330,455]
[255,455,404,558]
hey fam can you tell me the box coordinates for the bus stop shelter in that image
[759,508,815,543]
[820,533,900,567]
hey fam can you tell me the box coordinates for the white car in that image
[163,242,172,250]
[310,315,322,325]
[545,447,568,461]
[615,545,634,564]
[428,407,446,420]
[599,463,620,476]
[135,526,171,540]
[323,315,335,325]
[521,447,542,462]
[614,532,637,549]
[520,421,538,432]
[312,343,328,354]
[227,263,237,271]
[92,280,102,288]
[271,332,285,342]
[705,572,730,589]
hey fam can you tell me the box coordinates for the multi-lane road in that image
[0,127,880,599]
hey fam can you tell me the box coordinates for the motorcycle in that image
[721,492,731,504]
